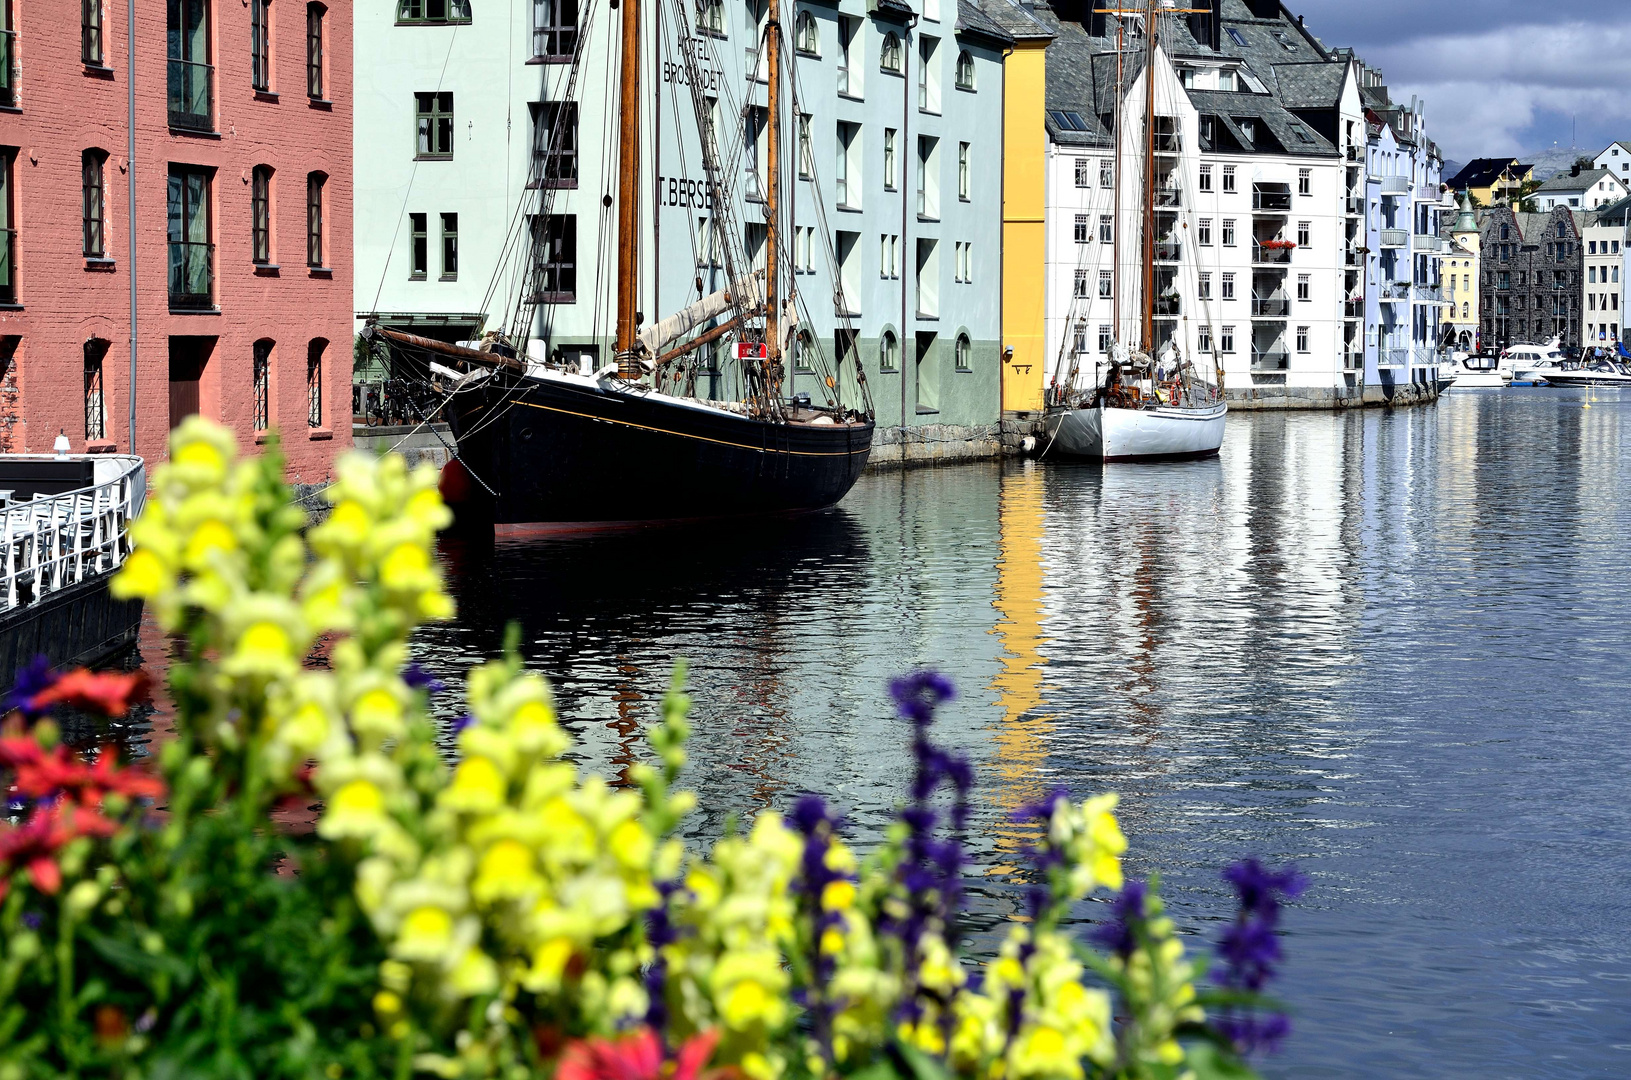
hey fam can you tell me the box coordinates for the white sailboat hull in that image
[1044,402,1227,461]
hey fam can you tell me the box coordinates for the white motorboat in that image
[1442,352,1507,389]
[1503,341,1567,386]
[1541,359,1631,388]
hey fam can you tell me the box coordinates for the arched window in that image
[955,49,975,90]
[307,339,327,428]
[82,149,107,258]
[306,171,326,267]
[1462,302,1469,319]
[880,32,900,73]
[880,330,898,370]
[253,339,274,432]
[794,10,818,55]
[955,333,971,370]
[251,165,273,264]
[83,339,108,441]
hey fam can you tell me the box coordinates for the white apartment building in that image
[1039,3,1367,406]
[1592,141,1631,181]
[1583,200,1626,347]
[1535,167,1629,212]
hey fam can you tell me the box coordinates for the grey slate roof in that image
[1037,0,1341,158]
[955,0,1016,47]
[964,0,1051,41]
[1589,194,1631,226]
[1536,167,1615,193]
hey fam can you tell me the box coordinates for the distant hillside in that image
[1523,146,1592,182]
[1441,159,1463,181]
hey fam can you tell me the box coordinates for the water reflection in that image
[108,389,1631,1078]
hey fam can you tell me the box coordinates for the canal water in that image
[402,387,1631,1078]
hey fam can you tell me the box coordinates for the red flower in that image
[556,1029,721,1080]
[0,801,118,898]
[0,740,164,807]
[26,669,150,718]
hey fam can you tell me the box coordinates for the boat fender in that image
[439,457,473,506]
[1022,436,1037,453]
[809,415,835,426]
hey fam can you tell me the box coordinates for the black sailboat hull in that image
[446,372,875,528]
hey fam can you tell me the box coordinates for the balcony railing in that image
[1154,295,1181,316]
[1345,145,1363,163]
[1251,296,1289,317]
[1250,350,1290,372]
[1412,347,1440,368]
[168,241,214,309]
[1154,188,1182,208]
[1384,347,1409,367]
[1412,234,1443,253]
[1154,132,1180,154]
[1413,285,1446,303]
[1380,229,1408,248]
[1344,349,1363,370]
[1380,281,1410,300]
[0,228,14,304]
[0,30,14,108]
[1345,248,1363,266]
[167,59,214,131]
[1344,297,1364,318]
[1154,241,1181,261]
[1253,244,1293,265]
[1380,175,1410,195]
[1252,191,1292,212]
[1346,197,1364,215]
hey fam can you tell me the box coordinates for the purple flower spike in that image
[2,656,57,719]
[1091,879,1148,958]
[890,671,957,726]
[1214,858,1306,1057]
[403,662,447,696]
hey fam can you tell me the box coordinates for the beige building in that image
[1582,205,1624,348]
[1442,193,1481,351]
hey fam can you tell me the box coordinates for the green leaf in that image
[1184,1041,1261,1080]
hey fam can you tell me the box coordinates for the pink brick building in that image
[0,0,351,483]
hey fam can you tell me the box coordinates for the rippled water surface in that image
[202,389,1631,1075]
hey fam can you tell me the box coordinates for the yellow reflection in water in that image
[988,463,1055,866]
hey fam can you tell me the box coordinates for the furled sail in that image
[637,270,766,356]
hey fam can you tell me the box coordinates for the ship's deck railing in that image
[0,455,145,614]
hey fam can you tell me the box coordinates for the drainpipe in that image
[901,13,915,432]
[126,0,138,453]
[998,42,1009,417]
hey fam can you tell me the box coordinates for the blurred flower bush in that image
[0,420,1301,1080]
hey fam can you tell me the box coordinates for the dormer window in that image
[1218,69,1236,91]
[1237,118,1256,144]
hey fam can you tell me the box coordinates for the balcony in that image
[168,59,215,131]
[1380,175,1410,196]
[1252,188,1292,213]
[0,228,14,304]
[1344,349,1363,370]
[1250,350,1290,372]
[1154,295,1181,316]
[1412,234,1443,253]
[1380,229,1408,248]
[1413,285,1446,303]
[0,30,13,108]
[1154,132,1180,154]
[1154,240,1181,261]
[1346,145,1363,163]
[1346,196,1364,215]
[1251,296,1289,317]
[1154,188,1182,208]
[1383,348,1409,368]
[1345,247,1363,267]
[168,241,215,309]
[1344,297,1364,318]
[1379,281,1410,301]
[1252,243,1293,265]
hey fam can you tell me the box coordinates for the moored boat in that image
[1045,399,1227,462]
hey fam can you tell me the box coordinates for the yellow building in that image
[1443,192,1481,351]
[1445,158,1534,208]
[989,3,1055,418]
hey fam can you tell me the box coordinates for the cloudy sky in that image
[1291,0,1628,164]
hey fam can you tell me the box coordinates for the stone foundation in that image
[1226,380,1439,410]
[865,422,1006,471]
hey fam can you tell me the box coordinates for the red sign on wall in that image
[735,342,768,361]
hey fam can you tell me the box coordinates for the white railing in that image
[0,455,144,613]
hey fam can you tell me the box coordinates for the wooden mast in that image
[615,0,642,376]
[763,0,782,394]
[1140,0,1157,354]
